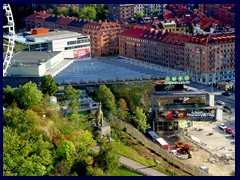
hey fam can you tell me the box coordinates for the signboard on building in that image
[158,109,216,120]
[154,75,191,86]
[74,48,90,59]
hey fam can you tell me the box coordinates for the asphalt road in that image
[187,82,235,109]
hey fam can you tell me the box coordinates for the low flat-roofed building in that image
[8,51,64,77]
[24,29,91,60]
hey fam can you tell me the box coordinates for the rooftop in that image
[118,26,148,38]
[25,30,80,42]
[55,15,75,25]
[54,57,187,85]
[12,51,62,65]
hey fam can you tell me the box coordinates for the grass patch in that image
[109,166,143,176]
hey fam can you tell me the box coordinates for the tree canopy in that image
[79,6,97,20]
[95,85,116,114]
[14,81,43,109]
[135,12,144,18]
[64,85,81,114]
[41,75,58,96]
[132,107,150,132]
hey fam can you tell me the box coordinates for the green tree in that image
[96,141,120,174]
[69,5,80,18]
[55,6,69,16]
[56,140,76,165]
[132,107,150,132]
[79,6,97,20]
[46,8,54,14]
[14,81,43,109]
[3,127,53,176]
[64,85,81,114]
[135,12,144,18]
[67,130,96,158]
[152,9,159,16]
[96,85,116,114]
[97,10,108,21]
[3,85,15,107]
[117,98,129,120]
[41,75,58,96]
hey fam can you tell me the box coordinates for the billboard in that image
[154,75,191,85]
[158,109,216,120]
[74,48,90,59]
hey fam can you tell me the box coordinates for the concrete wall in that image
[8,66,41,76]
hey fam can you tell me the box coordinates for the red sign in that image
[74,48,90,58]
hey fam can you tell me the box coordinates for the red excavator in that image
[175,141,192,158]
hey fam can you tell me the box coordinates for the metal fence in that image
[111,119,210,176]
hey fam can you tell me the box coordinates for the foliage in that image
[3,85,15,106]
[86,166,105,176]
[54,6,69,16]
[117,98,129,120]
[41,75,58,96]
[132,107,150,133]
[14,81,43,109]
[135,12,144,18]
[67,130,96,157]
[64,85,81,114]
[3,39,28,53]
[152,9,159,16]
[69,5,80,18]
[79,6,97,20]
[96,141,120,174]
[95,85,116,114]
[109,166,142,176]
[3,108,40,134]
[3,127,53,176]
[56,140,76,166]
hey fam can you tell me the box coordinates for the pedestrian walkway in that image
[119,156,167,176]
[90,146,167,176]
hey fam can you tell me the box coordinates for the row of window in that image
[67,39,90,45]
[65,44,90,50]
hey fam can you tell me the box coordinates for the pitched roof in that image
[68,19,89,28]
[45,15,60,23]
[26,11,51,20]
[189,33,235,45]
[55,15,74,26]
[118,26,148,38]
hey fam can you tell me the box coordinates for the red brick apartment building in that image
[185,33,235,84]
[82,20,125,57]
[119,26,191,71]
[25,11,51,30]
[26,12,125,57]
[119,26,235,84]
[206,4,235,27]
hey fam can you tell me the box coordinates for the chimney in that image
[99,20,102,24]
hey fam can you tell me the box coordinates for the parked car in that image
[226,128,234,134]
[219,123,227,130]
[215,100,225,106]
[223,105,234,112]
[222,91,231,96]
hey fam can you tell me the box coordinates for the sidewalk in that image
[119,156,167,176]
[90,146,167,176]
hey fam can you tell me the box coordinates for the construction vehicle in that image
[175,141,192,158]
